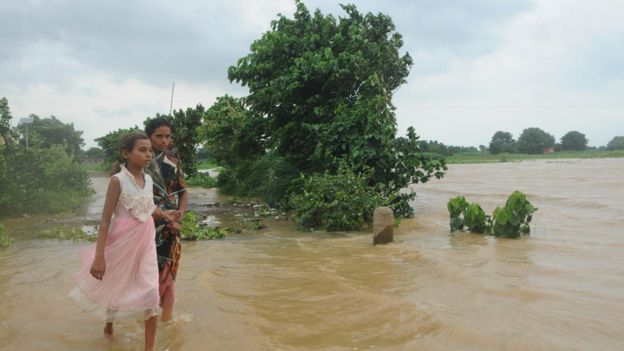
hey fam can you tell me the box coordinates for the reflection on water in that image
[1,158,623,350]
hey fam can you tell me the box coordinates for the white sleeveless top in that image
[113,165,157,223]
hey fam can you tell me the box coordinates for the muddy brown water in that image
[1,158,623,350]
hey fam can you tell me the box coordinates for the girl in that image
[71,132,177,351]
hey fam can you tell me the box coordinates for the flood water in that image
[1,158,623,350]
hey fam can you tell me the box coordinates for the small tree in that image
[560,131,588,151]
[489,131,516,154]
[606,136,624,150]
[517,127,555,154]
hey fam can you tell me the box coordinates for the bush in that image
[491,191,537,238]
[448,191,537,239]
[0,146,93,216]
[289,165,390,231]
[0,224,12,248]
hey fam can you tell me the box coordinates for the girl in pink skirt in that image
[71,132,177,351]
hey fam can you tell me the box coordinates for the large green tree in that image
[517,127,555,154]
[16,115,85,157]
[560,130,587,151]
[489,131,516,154]
[223,1,445,218]
[606,136,624,150]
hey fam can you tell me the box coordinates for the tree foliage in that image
[213,2,445,223]
[516,127,555,154]
[0,97,14,147]
[489,131,516,154]
[560,131,588,151]
[0,146,93,215]
[16,115,85,158]
[0,100,93,217]
[607,136,624,150]
[95,126,141,165]
[200,96,265,169]
[289,163,389,231]
[448,191,537,239]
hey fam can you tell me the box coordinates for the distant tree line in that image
[488,127,623,155]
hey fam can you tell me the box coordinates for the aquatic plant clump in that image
[180,211,227,240]
[447,191,537,239]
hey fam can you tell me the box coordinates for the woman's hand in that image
[90,255,106,280]
[161,210,180,223]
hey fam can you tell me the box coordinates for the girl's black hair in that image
[109,132,150,176]
[145,117,173,137]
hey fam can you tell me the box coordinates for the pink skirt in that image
[71,216,160,321]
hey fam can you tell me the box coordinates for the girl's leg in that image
[104,322,113,336]
[161,300,174,322]
[105,310,116,335]
[145,314,158,351]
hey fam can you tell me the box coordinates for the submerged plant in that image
[447,191,537,239]
[491,191,537,238]
[180,211,227,240]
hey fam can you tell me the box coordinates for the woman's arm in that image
[90,176,121,280]
[177,190,188,217]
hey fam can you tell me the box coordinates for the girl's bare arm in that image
[90,176,121,280]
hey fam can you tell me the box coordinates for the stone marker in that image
[373,207,393,245]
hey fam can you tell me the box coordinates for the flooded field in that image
[1,158,623,350]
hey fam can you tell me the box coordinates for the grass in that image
[445,150,624,164]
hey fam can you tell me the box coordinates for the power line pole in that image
[169,82,175,116]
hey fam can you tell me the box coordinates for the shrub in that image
[0,146,93,216]
[491,191,537,238]
[289,164,389,231]
[448,191,537,239]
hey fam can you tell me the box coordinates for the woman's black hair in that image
[109,132,149,176]
[145,117,173,137]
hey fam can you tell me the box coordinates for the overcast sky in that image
[1,0,623,148]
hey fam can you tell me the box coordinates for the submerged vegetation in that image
[180,211,227,240]
[448,191,537,239]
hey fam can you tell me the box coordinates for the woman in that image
[144,118,188,322]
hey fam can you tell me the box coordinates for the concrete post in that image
[373,207,394,245]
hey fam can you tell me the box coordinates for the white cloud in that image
[1,0,622,148]
[395,0,624,146]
